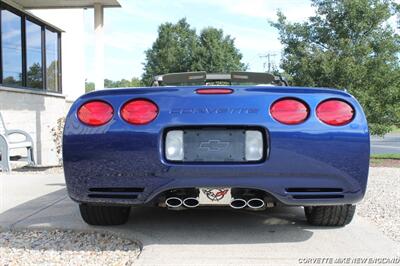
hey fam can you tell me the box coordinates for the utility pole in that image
[397,13,400,30]
[259,53,277,72]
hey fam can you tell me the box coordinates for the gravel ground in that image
[0,230,140,266]
[358,167,400,242]
[370,159,400,168]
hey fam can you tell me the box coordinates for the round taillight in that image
[77,101,113,126]
[316,99,354,126]
[121,99,158,125]
[270,98,309,125]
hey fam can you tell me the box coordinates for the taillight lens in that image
[121,99,158,125]
[77,101,113,126]
[270,98,309,125]
[316,99,354,126]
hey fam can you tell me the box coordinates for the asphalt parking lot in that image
[0,169,399,265]
[370,133,400,154]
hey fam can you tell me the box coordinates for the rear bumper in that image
[65,171,366,207]
[64,127,369,207]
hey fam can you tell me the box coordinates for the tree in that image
[46,61,59,92]
[27,63,43,89]
[86,78,144,93]
[142,18,246,85]
[142,19,199,84]
[2,76,18,86]
[85,80,95,93]
[272,0,400,135]
[194,28,246,72]
[104,78,144,88]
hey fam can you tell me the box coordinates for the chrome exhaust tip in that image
[229,198,247,209]
[182,197,200,208]
[247,198,265,209]
[165,197,183,208]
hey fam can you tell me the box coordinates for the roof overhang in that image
[8,0,121,9]
[2,0,65,32]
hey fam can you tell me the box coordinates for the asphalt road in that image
[370,133,400,154]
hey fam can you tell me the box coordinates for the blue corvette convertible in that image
[63,72,369,226]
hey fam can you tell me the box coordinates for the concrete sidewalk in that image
[0,173,399,265]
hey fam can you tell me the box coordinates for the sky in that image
[83,0,400,82]
[83,0,318,82]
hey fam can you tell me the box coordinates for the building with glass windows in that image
[1,4,62,92]
[0,0,120,166]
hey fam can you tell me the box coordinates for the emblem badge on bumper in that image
[200,188,230,204]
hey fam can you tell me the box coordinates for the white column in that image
[94,3,104,90]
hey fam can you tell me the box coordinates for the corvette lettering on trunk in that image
[170,107,259,115]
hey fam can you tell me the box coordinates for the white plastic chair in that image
[0,112,35,172]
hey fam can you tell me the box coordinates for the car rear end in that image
[63,85,369,226]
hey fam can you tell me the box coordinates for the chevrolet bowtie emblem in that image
[199,140,230,151]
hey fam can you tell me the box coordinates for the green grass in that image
[390,126,400,133]
[370,158,383,165]
[370,153,400,159]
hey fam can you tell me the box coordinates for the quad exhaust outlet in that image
[165,197,200,208]
[165,197,183,208]
[165,191,269,210]
[229,198,247,209]
[247,198,265,209]
[230,198,266,209]
[183,197,200,208]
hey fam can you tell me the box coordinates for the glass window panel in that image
[1,9,22,86]
[46,29,58,92]
[26,20,43,89]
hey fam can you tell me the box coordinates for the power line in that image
[259,53,277,73]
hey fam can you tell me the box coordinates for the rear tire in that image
[79,204,130,226]
[304,205,355,226]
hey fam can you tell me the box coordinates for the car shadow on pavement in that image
[0,188,315,248]
[126,206,314,246]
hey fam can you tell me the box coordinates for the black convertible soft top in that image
[152,71,288,86]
